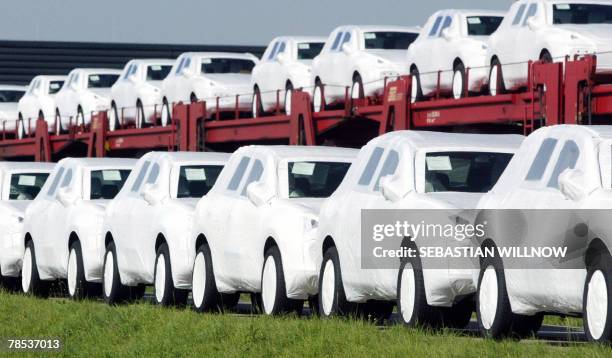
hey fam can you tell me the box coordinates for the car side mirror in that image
[141,183,166,206]
[276,52,288,64]
[558,168,588,201]
[441,28,455,41]
[341,42,354,54]
[526,17,541,31]
[380,175,410,202]
[57,187,78,206]
[246,181,275,207]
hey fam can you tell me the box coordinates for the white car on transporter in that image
[315,131,522,324]
[17,76,66,138]
[190,145,356,315]
[407,9,505,101]
[311,25,419,112]
[21,158,135,299]
[54,68,121,133]
[160,52,258,123]
[487,0,612,95]
[101,152,229,306]
[0,162,53,290]
[0,85,26,134]
[251,36,325,116]
[109,59,174,131]
[475,125,612,343]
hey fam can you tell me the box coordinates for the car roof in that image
[69,68,122,75]
[237,145,358,161]
[271,36,327,43]
[178,52,258,60]
[33,75,67,81]
[369,130,524,152]
[127,59,176,66]
[0,161,55,171]
[142,151,231,164]
[0,84,27,91]
[57,157,137,168]
[534,125,612,140]
[336,25,421,34]
[431,9,506,17]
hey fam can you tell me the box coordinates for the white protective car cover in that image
[192,145,357,299]
[477,125,612,315]
[103,151,230,288]
[316,131,523,306]
[0,162,54,277]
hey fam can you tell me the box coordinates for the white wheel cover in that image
[284,90,292,115]
[489,66,498,96]
[67,247,78,297]
[479,266,499,330]
[313,87,322,113]
[154,254,166,303]
[103,250,114,298]
[399,262,416,323]
[252,95,258,118]
[109,109,117,131]
[410,76,418,103]
[77,111,84,126]
[21,246,33,293]
[261,255,278,315]
[351,81,361,99]
[161,103,169,126]
[192,252,206,309]
[17,121,23,139]
[452,70,463,99]
[587,270,608,340]
[56,117,62,134]
[321,260,336,316]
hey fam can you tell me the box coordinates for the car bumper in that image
[0,230,24,277]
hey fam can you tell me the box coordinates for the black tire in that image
[77,107,85,127]
[253,86,264,118]
[359,300,395,324]
[161,99,172,126]
[21,240,50,297]
[154,243,188,307]
[410,67,423,102]
[102,242,130,305]
[55,109,63,134]
[351,73,364,100]
[440,296,474,329]
[583,255,612,343]
[397,254,442,328]
[540,50,553,63]
[136,101,146,129]
[67,241,101,299]
[489,58,506,96]
[190,93,198,103]
[260,246,303,315]
[313,79,326,112]
[191,242,222,313]
[317,246,358,317]
[452,62,466,99]
[109,103,119,131]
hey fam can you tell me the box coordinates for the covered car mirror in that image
[341,42,354,54]
[441,28,455,41]
[57,187,79,206]
[276,52,288,64]
[558,168,590,201]
[246,181,275,207]
[526,17,541,31]
[141,183,166,206]
[380,175,410,202]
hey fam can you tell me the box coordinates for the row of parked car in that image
[0,124,610,343]
[2,1,611,136]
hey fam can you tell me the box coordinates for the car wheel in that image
[313,80,325,113]
[109,104,119,131]
[154,243,188,307]
[410,67,423,103]
[102,242,130,305]
[67,241,101,299]
[261,246,303,315]
[540,50,553,64]
[192,242,221,312]
[17,113,24,139]
[284,82,293,116]
[583,257,612,343]
[21,240,50,297]
[161,100,171,126]
[452,63,466,99]
[55,109,63,134]
[440,296,474,329]
[351,74,364,100]
[135,101,145,129]
[397,255,442,327]
[318,246,357,318]
[252,86,263,118]
[489,58,505,96]
[77,107,85,127]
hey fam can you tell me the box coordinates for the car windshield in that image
[177,165,223,198]
[424,151,513,193]
[9,172,49,200]
[553,3,612,24]
[147,65,172,81]
[363,31,418,50]
[48,81,63,94]
[88,74,119,88]
[0,90,25,102]
[297,42,324,60]
[200,58,255,74]
[90,169,131,199]
[287,161,351,198]
[467,16,503,35]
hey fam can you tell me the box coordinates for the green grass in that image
[0,291,609,357]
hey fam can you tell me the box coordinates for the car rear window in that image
[0,90,25,102]
[364,31,418,50]
[90,169,131,199]
[466,16,503,36]
[201,58,255,74]
[88,74,119,88]
[553,3,612,24]
[9,172,49,200]
[177,165,223,198]
[287,161,351,198]
[297,42,324,60]
[48,81,64,94]
[147,65,172,81]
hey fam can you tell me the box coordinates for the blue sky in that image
[0,0,512,46]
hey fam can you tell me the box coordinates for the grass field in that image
[0,290,609,357]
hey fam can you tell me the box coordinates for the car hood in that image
[426,192,484,209]
[556,24,612,44]
[365,49,410,65]
[205,74,252,88]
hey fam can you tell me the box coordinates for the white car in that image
[109,59,174,131]
[487,0,612,95]
[55,68,121,133]
[407,10,505,100]
[21,158,135,299]
[311,25,419,112]
[0,162,53,290]
[315,131,522,324]
[191,145,356,314]
[251,36,325,116]
[161,52,258,122]
[0,85,27,134]
[101,152,229,305]
[17,76,66,138]
[476,125,612,343]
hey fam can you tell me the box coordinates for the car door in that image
[114,64,133,117]
[319,30,344,97]
[257,41,279,106]
[505,2,538,85]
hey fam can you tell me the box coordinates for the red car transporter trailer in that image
[0,55,608,162]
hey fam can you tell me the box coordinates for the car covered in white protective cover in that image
[161,52,258,121]
[311,25,419,112]
[55,68,121,133]
[476,125,612,343]
[17,76,66,138]
[102,152,229,305]
[251,36,325,116]
[487,0,612,95]
[0,162,53,290]
[315,131,522,324]
[109,59,175,130]
[191,145,356,315]
[407,9,505,100]
[0,85,27,133]
[21,157,135,299]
